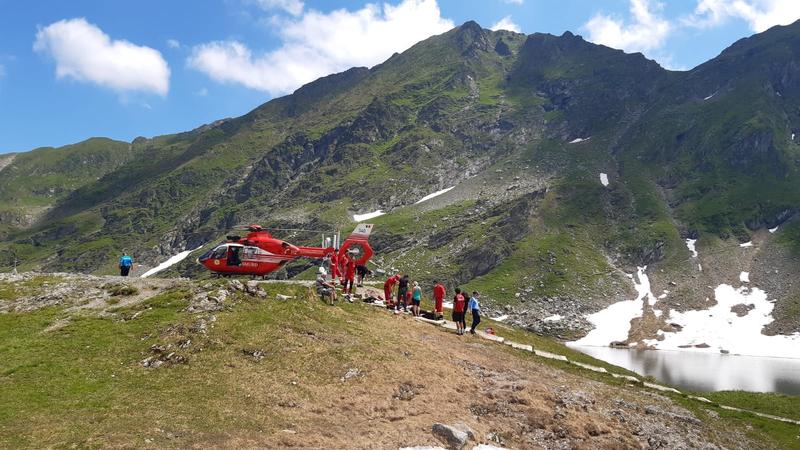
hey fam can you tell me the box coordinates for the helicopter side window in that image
[211,245,228,259]
[227,246,242,266]
[242,246,257,260]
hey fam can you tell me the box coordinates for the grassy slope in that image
[0,278,798,448]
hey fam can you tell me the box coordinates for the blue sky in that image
[1,0,799,153]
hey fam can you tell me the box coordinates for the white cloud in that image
[0,65,4,79]
[584,0,671,53]
[491,15,521,32]
[196,87,208,96]
[34,18,170,96]
[502,0,524,4]
[167,38,181,49]
[687,0,800,32]
[252,0,305,16]
[188,0,453,95]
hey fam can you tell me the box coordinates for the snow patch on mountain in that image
[685,239,698,258]
[353,210,385,221]
[414,186,454,204]
[740,272,750,283]
[141,245,204,278]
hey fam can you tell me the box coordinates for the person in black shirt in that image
[396,275,410,311]
[356,264,372,287]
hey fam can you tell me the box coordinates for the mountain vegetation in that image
[3,20,800,336]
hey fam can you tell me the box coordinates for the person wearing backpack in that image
[119,252,133,277]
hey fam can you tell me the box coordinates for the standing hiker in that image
[432,280,446,320]
[452,288,466,335]
[468,291,481,334]
[397,275,410,312]
[411,281,422,317]
[119,252,133,277]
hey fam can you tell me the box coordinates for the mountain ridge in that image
[3,19,800,341]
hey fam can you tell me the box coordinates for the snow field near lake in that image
[599,173,609,187]
[653,283,800,358]
[569,137,589,144]
[543,314,562,322]
[572,267,656,346]
[141,245,204,278]
[573,235,800,357]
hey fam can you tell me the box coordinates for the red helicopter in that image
[197,223,374,278]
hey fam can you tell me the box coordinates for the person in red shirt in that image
[330,252,340,282]
[452,287,466,335]
[384,274,399,307]
[344,256,356,295]
[432,280,446,320]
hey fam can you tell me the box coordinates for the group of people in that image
[320,252,372,295]
[314,255,483,334]
[315,251,373,305]
[383,274,482,335]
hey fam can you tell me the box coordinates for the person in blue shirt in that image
[119,252,133,277]
[468,291,481,334]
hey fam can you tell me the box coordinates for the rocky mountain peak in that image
[452,20,492,57]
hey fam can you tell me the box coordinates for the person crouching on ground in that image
[316,267,337,305]
[468,291,481,334]
[383,274,399,308]
[119,252,133,277]
[452,288,466,335]
[411,281,422,317]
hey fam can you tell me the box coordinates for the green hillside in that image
[4,20,800,335]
